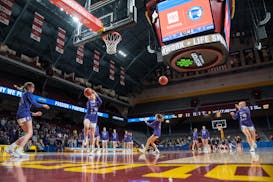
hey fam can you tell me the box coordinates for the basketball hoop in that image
[102,32,122,54]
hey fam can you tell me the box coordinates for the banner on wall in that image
[120,66,125,85]
[93,50,100,72]
[56,27,66,54]
[109,60,115,80]
[76,45,84,64]
[0,0,14,25]
[30,12,44,42]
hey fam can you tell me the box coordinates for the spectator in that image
[36,123,40,130]
[37,139,45,152]
[25,140,33,152]
[55,139,63,152]
[0,130,9,144]
[235,136,242,152]
[1,117,7,127]
[256,133,261,142]
[270,135,273,141]
[32,133,38,143]
[67,137,74,147]
[73,137,77,147]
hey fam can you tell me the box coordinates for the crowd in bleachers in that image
[160,136,192,147]
[0,117,129,152]
[159,130,273,152]
[0,117,82,152]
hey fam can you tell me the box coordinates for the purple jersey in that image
[146,120,161,137]
[101,131,109,140]
[84,95,102,123]
[128,134,133,142]
[232,107,254,127]
[124,134,129,142]
[201,129,209,139]
[16,92,43,119]
[193,131,198,141]
[95,126,100,138]
[112,132,119,141]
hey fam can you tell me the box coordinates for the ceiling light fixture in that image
[72,16,79,23]
[118,50,127,57]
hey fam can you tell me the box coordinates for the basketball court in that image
[1,149,273,182]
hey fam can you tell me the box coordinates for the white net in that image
[102,32,122,54]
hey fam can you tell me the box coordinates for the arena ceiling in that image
[0,0,272,96]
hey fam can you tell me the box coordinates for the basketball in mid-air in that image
[84,88,93,98]
[159,76,168,85]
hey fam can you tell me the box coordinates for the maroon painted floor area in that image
[0,149,273,182]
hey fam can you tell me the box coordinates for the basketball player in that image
[123,130,129,152]
[139,114,164,154]
[128,132,134,153]
[112,129,119,152]
[235,136,242,152]
[192,128,198,151]
[5,82,50,158]
[101,127,109,153]
[83,89,102,154]
[201,126,210,153]
[230,101,257,152]
[81,128,90,151]
[94,125,101,153]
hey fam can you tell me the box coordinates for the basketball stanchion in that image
[217,124,225,142]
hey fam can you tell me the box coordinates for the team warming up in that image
[0,0,272,181]
[4,87,259,157]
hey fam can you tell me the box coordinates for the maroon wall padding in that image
[154,20,164,47]
[210,0,225,33]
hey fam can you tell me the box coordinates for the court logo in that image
[188,6,203,21]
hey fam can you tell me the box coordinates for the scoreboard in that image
[157,0,214,42]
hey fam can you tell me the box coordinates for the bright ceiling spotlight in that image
[118,50,127,57]
[72,16,79,23]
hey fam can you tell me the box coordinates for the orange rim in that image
[102,32,122,42]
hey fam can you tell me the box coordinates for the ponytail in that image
[14,84,24,91]
[14,82,34,91]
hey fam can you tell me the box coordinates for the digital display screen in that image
[157,0,214,42]
[112,116,125,121]
[0,85,109,118]
[128,115,175,123]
